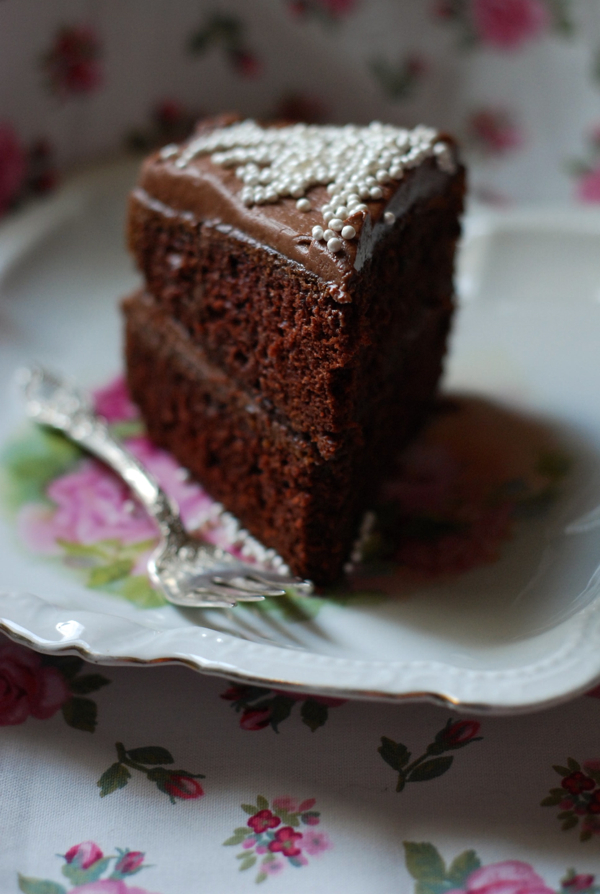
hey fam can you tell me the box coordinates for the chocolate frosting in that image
[135,122,459,297]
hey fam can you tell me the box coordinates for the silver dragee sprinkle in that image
[172,120,455,253]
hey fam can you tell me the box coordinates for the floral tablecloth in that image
[1,636,600,894]
[2,1,600,891]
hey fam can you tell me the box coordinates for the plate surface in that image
[1,159,600,712]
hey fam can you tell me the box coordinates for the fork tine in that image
[207,580,268,602]
[245,570,314,595]
[167,590,237,609]
[219,576,287,597]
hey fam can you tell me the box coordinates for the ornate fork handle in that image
[20,366,181,539]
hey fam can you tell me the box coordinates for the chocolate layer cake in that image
[125,117,465,584]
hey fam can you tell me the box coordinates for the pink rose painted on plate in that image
[19,459,157,554]
[93,378,138,423]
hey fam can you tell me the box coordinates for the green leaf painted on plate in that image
[119,574,167,608]
[1,426,81,511]
[87,559,133,588]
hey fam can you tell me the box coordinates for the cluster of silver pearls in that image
[166,120,456,254]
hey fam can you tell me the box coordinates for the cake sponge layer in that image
[128,157,464,458]
[124,289,451,584]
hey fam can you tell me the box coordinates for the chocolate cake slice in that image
[125,117,465,584]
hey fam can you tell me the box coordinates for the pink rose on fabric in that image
[472,0,550,49]
[451,860,555,894]
[302,830,332,856]
[43,25,104,97]
[0,122,27,215]
[0,642,70,725]
[467,109,524,156]
[65,841,104,869]
[248,809,281,834]
[272,797,300,813]
[93,377,138,423]
[268,826,303,857]
[264,859,285,876]
[577,165,600,203]
[18,458,157,554]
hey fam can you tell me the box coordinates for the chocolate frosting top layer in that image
[135,117,460,293]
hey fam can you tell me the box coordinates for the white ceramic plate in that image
[1,159,600,713]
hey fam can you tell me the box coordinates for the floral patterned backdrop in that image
[4,3,600,893]
[2,0,600,212]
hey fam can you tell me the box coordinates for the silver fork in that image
[19,366,313,608]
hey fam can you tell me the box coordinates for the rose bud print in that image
[64,841,104,869]
[163,772,204,801]
[220,685,252,701]
[564,874,596,890]
[435,719,482,749]
[240,708,272,731]
[114,850,145,875]
[268,826,303,857]
[248,809,281,834]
